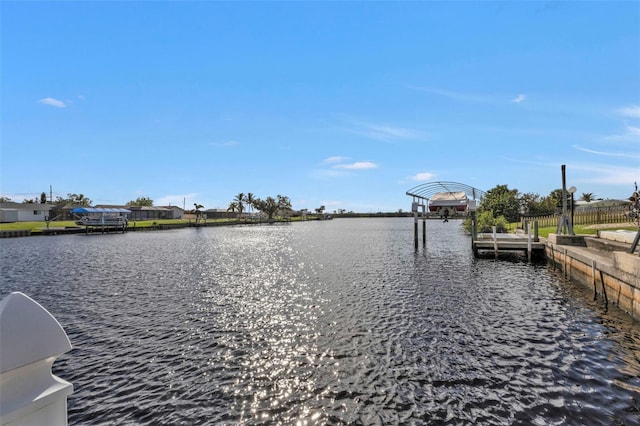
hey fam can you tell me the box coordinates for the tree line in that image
[470,184,599,232]
[226,192,293,220]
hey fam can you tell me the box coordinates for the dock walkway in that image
[473,232,545,257]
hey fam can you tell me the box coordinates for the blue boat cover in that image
[71,207,131,214]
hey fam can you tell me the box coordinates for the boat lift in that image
[71,207,131,234]
[406,181,485,250]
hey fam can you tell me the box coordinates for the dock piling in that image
[527,223,532,261]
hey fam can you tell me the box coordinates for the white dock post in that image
[0,292,73,426]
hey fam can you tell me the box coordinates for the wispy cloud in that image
[617,105,640,118]
[38,97,66,108]
[602,125,640,143]
[411,85,529,106]
[409,85,514,105]
[348,121,425,142]
[334,161,378,170]
[323,156,349,164]
[409,86,489,103]
[311,157,377,179]
[571,163,640,186]
[572,144,639,158]
[408,172,436,181]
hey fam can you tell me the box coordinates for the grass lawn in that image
[0,219,194,233]
[536,224,638,239]
[0,216,312,233]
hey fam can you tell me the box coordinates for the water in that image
[1,218,638,425]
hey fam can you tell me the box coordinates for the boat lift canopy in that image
[71,207,131,214]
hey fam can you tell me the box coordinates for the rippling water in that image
[1,218,639,425]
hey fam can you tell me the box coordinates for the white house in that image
[0,203,54,223]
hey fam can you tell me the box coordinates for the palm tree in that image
[246,193,255,213]
[234,193,245,219]
[193,203,204,223]
[580,192,595,202]
[227,202,238,216]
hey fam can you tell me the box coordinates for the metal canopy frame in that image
[406,181,486,203]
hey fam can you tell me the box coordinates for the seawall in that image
[545,231,640,319]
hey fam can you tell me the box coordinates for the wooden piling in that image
[414,212,418,250]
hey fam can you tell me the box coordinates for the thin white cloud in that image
[617,105,640,118]
[38,97,66,108]
[571,163,640,186]
[323,156,349,164]
[409,86,489,103]
[349,121,425,142]
[334,161,378,170]
[409,172,436,181]
[603,125,640,143]
[411,85,530,106]
[572,144,639,158]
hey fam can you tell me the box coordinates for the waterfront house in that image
[0,202,54,223]
[204,208,236,220]
[159,205,184,219]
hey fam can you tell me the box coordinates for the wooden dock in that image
[473,232,545,258]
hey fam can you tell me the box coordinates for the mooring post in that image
[492,226,498,256]
[412,202,418,250]
[629,229,640,255]
[592,260,597,299]
[600,270,608,305]
[422,212,426,248]
[527,222,532,261]
[534,221,539,242]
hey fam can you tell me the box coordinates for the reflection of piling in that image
[471,212,477,256]
[414,214,418,250]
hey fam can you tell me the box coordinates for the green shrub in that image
[464,210,509,233]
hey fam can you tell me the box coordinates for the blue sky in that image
[2,1,639,213]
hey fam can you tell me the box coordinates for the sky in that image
[1,1,639,213]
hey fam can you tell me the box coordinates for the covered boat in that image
[428,192,468,217]
[72,207,130,227]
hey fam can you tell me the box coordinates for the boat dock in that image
[473,231,545,258]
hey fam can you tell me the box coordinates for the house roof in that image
[96,204,171,211]
[0,202,54,210]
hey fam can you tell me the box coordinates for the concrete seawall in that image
[0,229,31,238]
[545,231,640,319]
